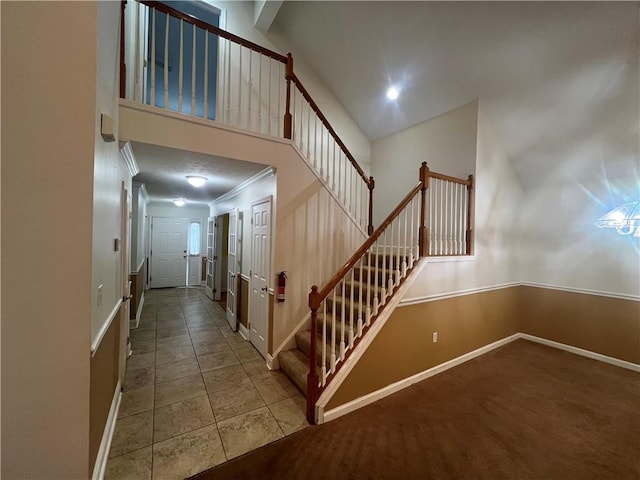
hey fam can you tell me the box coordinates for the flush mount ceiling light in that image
[595,201,640,237]
[173,197,187,207]
[386,86,399,101]
[186,175,207,187]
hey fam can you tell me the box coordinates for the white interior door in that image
[205,217,215,300]
[151,217,188,288]
[120,183,132,383]
[249,200,271,358]
[226,209,239,331]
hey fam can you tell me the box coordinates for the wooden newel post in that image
[367,177,375,235]
[306,285,320,423]
[284,53,294,139]
[419,162,429,257]
[120,1,127,99]
[466,174,474,255]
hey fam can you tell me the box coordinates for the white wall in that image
[516,176,640,297]
[370,100,523,301]
[216,1,372,172]
[92,1,131,345]
[2,2,97,477]
[371,100,478,223]
[212,173,277,279]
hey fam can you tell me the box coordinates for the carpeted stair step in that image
[317,311,360,344]
[352,265,393,286]
[342,280,387,303]
[326,295,376,323]
[296,329,339,368]
[278,349,309,396]
[365,252,411,270]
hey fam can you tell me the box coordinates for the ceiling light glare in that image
[173,197,187,207]
[386,87,399,100]
[187,175,207,187]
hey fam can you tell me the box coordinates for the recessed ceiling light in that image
[173,198,186,207]
[186,175,207,187]
[386,87,399,100]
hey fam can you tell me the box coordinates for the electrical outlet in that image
[432,332,438,343]
[97,284,103,307]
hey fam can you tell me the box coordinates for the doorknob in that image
[261,287,268,291]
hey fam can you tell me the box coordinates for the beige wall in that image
[1,2,97,477]
[327,285,639,410]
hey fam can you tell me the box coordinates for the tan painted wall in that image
[89,311,121,470]
[327,285,638,410]
[327,287,519,409]
[1,2,96,477]
[518,286,640,365]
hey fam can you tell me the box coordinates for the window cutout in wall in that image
[189,222,201,254]
[595,201,640,237]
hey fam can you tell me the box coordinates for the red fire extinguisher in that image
[277,272,287,302]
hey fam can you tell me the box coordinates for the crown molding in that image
[120,141,140,177]
[213,166,276,204]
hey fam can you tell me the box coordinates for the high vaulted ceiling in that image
[271,2,639,187]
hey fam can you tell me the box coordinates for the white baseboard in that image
[134,293,145,329]
[238,323,249,340]
[319,333,519,424]
[92,381,122,480]
[519,333,640,372]
[266,353,280,370]
[318,332,640,424]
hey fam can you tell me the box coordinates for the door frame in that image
[248,196,273,357]
[149,215,189,289]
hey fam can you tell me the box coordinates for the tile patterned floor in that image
[105,287,308,480]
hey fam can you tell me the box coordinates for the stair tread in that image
[279,349,309,396]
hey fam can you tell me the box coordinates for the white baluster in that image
[257,55,263,133]
[191,26,196,116]
[203,32,208,119]
[237,46,242,127]
[322,300,327,386]
[163,14,169,109]
[340,280,345,361]
[247,50,252,130]
[357,258,364,337]
[225,39,231,124]
[381,228,387,302]
[330,289,336,373]
[267,59,272,134]
[150,8,156,105]
[178,20,183,112]
[348,269,354,349]
[402,209,408,277]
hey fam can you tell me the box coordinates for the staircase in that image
[121,2,475,424]
[279,252,407,394]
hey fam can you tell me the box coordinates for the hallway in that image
[105,287,307,479]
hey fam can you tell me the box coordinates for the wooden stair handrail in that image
[428,170,472,186]
[311,163,428,307]
[291,74,371,188]
[138,1,288,63]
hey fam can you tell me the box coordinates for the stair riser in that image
[352,268,393,286]
[365,253,410,270]
[342,283,383,302]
